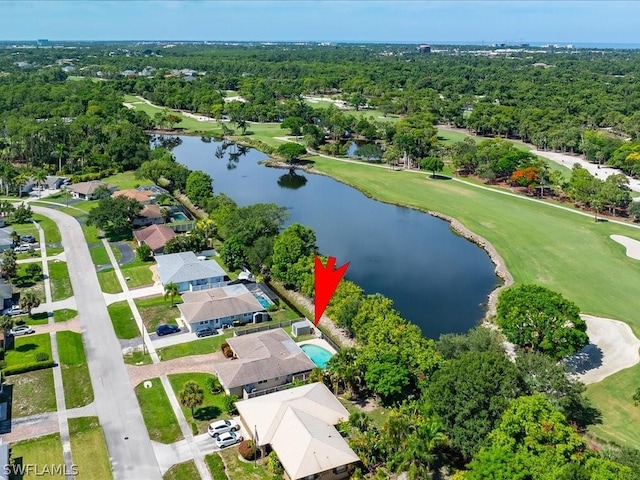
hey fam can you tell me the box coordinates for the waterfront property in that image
[133,224,177,255]
[214,328,315,398]
[235,382,359,480]
[133,204,165,227]
[112,188,156,204]
[155,251,227,292]
[298,339,336,369]
[178,283,265,332]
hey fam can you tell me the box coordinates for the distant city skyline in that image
[0,1,637,44]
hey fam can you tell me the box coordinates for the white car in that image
[208,419,240,438]
[9,325,34,336]
[13,244,30,253]
[215,431,243,449]
[3,305,26,316]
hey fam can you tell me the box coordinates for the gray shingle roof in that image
[155,251,226,285]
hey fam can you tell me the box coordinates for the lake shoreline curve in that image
[304,165,514,322]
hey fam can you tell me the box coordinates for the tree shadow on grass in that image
[14,343,39,353]
[194,405,222,421]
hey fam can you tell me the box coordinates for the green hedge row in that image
[3,360,56,376]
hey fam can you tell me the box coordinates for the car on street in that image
[3,305,26,316]
[13,244,30,253]
[156,324,180,336]
[215,431,243,449]
[195,326,216,338]
[208,419,240,438]
[9,325,34,336]
[20,235,36,244]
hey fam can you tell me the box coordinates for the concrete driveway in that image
[32,206,162,480]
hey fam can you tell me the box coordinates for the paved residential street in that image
[32,206,162,480]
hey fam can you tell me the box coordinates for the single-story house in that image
[0,227,15,252]
[18,179,35,196]
[214,328,315,398]
[178,283,264,332]
[133,204,165,227]
[236,382,360,480]
[133,224,177,255]
[155,251,227,292]
[45,176,66,190]
[112,189,156,205]
[69,180,117,200]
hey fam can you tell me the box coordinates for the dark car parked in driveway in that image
[156,324,180,336]
[195,326,216,338]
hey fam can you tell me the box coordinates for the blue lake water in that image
[169,135,499,339]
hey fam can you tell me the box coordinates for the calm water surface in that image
[170,136,499,338]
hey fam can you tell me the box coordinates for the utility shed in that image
[292,320,312,338]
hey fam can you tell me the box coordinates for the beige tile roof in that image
[213,328,314,389]
[138,204,163,219]
[134,225,177,252]
[236,383,358,480]
[112,189,155,203]
[178,284,263,323]
[69,180,116,195]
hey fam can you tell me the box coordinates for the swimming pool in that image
[171,212,189,221]
[300,344,334,369]
[254,295,270,309]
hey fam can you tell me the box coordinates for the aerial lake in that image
[168,135,499,339]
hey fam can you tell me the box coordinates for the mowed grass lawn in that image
[102,171,153,190]
[107,301,139,339]
[57,331,94,408]
[97,268,122,293]
[5,333,52,367]
[163,460,199,480]
[10,434,65,480]
[3,369,57,418]
[121,262,154,288]
[168,373,227,434]
[157,333,231,361]
[33,214,62,244]
[135,295,182,332]
[311,155,640,446]
[68,417,113,480]
[135,377,183,443]
[89,244,122,266]
[204,453,227,480]
[48,260,73,300]
[218,448,272,480]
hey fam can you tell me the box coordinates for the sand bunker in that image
[611,235,640,260]
[566,315,640,384]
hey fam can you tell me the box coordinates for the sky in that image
[0,1,639,45]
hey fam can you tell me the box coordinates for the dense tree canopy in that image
[496,284,588,359]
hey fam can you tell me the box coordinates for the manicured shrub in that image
[238,440,257,460]
[35,352,50,362]
[223,394,239,415]
[3,360,55,376]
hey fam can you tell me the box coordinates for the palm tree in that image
[235,118,248,136]
[164,282,179,306]
[0,162,16,197]
[19,291,41,317]
[33,168,47,198]
[14,172,29,198]
[179,381,204,417]
[0,200,15,218]
[0,315,14,337]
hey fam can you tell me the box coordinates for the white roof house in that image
[236,382,359,480]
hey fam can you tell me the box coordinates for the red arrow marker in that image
[314,254,349,326]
